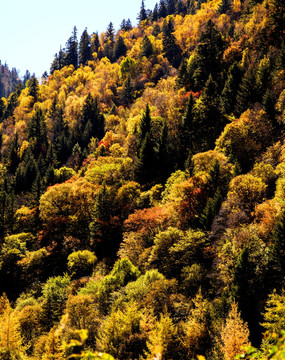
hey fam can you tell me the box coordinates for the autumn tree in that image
[0,295,27,359]
[221,301,250,360]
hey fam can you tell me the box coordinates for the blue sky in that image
[0,0,157,78]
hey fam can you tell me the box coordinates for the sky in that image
[0,0,158,79]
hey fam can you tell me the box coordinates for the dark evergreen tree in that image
[28,108,48,158]
[162,18,182,68]
[158,0,168,17]
[120,18,133,31]
[91,32,100,55]
[104,22,115,61]
[157,120,171,182]
[113,36,127,61]
[4,91,19,118]
[126,19,133,30]
[65,26,79,69]
[167,0,176,14]
[152,23,161,36]
[7,132,20,174]
[141,36,154,58]
[79,28,92,65]
[152,3,159,20]
[22,70,31,87]
[269,211,285,290]
[175,0,188,15]
[137,104,152,151]
[180,93,195,163]
[193,75,224,152]
[136,104,157,184]
[137,132,157,184]
[14,147,39,192]
[28,76,39,101]
[176,58,190,89]
[220,62,243,114]
[121,76,134,106]
[199,188,223,230]
[235,67,258,116]
[189,20,225,90]
[219,0,231,13]
[138,0,148,22]
[81,93,105,144]
[0,98,5,122]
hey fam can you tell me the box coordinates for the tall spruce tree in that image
[138,0,148,22]
[113,36,127,61]
[65,26,79,68]
[162,17,182,68]
[221,62,243,115]
[79,28,92,65]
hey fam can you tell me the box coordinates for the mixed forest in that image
[0,0,285,358]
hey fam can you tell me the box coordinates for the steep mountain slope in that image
[0,0,284,358]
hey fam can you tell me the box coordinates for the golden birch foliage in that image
[221,301,250,360]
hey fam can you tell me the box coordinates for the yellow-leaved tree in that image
[0,294,27,359]
[221,301,250,360]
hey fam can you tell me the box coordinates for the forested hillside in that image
[0,0,284,358]
[0,62,20,99]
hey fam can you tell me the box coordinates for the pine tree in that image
[79,28,92,65]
